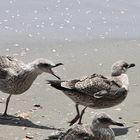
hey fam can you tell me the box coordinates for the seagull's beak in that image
[49,69,61,80]
[52,63,63,68]
[128,63,135,68]
[49,63,63,80]
[111,120,124,127]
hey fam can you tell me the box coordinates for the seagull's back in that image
[48,73,127,108]
[59,125,94,140]
[0,56,25,75]
[0,56,37,95]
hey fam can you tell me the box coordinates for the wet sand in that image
[0,39,140,140]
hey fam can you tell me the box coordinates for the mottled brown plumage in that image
[56,113,124,140]
[0,56,63,116]
[47,61,135,125]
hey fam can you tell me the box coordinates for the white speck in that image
[36,121,41,124]
[49,17,52,20]
[62,67,66,71]
[25,48,30,51]
[86,10,91,14]
[59,26,64,29]
[34,17,38,20]
[11,15,15,18]
[99,34,105,39]
[13,44,19,47]
[115,108,121,111]
[3,19,8,22]
[57,0,61,3]
[98,63,103,66]
[9,0,13,4]
[76,0,80,4]
[37,32,40,35]
[120,10,125,14]
[17,14,20,17]
[103,21,107,24]
[86,27,91,30]
[99,11,102,14]
[15,29,18,32]
[94,48,98,52]
[52,49,56,53]
[36,25,40,28]
[34,10,38,14]
[65,8,69,11]
[105,31,109,35]
[5,26,9,29]
[50,23,54,26]
[5,10,9,13]
[64,19,70,23]
[28,34,33,37]
[0,22,2,25]
[60,12,64,16]
[72,26,75,30]
[6,48,10,51]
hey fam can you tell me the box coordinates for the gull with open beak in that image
[0,56,63,117]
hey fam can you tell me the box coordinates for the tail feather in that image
[47,80,68,91]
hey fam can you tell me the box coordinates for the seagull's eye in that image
[123,63,128,68]
[38,63,50,68]
[98,117,111,123]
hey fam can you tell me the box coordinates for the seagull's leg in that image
[77,106,87,125]
[69,104,80,126]
[2,94,12,117]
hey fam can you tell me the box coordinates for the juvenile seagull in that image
[0,56,63,117]
[47,60,135,125]
[57,113,124,140]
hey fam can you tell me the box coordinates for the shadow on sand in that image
[113,126,133,136]
[0,114,62,131]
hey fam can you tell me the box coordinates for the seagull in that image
[0,56,63,117]
[47,60,135,125]
[57,113,124,140]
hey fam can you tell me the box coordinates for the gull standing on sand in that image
[57,113,124,140]
[47,60,135,125]
[0,56,63,117]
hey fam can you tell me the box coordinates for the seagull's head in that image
[34,58,63,79]
[91,113,124,128]
[111,60,135,76]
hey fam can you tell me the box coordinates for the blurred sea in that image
[0,0,140,44]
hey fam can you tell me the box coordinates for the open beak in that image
[52,63,63,68]
[49,69,61,80]
[111,120,124,127]
[128,63,135,68]
[49,63,63,79]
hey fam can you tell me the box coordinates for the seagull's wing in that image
[59,125,94,140]
[63,74,121,98]
[47,74,122,99]
[0,56,25,79]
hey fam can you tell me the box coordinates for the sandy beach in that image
[0,0,140,139]
[0,39,139,140]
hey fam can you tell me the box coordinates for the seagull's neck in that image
[26,61,42,75]
[113,73,129,90]
[90,124,112,137]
